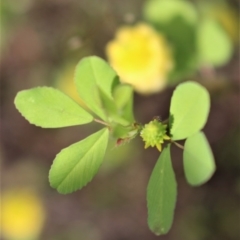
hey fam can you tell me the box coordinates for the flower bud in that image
[140,119,170,151]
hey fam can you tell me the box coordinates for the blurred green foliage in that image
[143,0,238,84]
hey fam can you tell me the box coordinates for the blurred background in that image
[1,0,239,239]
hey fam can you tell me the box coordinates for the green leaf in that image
[165,18,198,83]
[143,0,198,25]
[197,18,233,67]
[183,131,216,186]
[114,84,132,109]
[49,128,109,194]
[74,56,119,121]
[113,84,134,123]
[99,84,135,126]
[14,87,93,128]
[144,0,198,82]
[170,81,210,140]
[147,144,177,235]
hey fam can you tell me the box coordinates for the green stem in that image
[162,118,169,124]
[94,118,110,127]
[171,140,184,150]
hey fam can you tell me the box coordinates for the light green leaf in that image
[197,18,233,67]
[170,81,210,140]
[183,131,216,186]
[143,0,198,25]
[113,84,132,109]
[49,128,109,194]
[98,84,135,126]
[74,56,119,121]
[113,84,134,123]
[14,87,93,128]
[147,145,177,235]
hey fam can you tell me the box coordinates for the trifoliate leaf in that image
[147,145,177,235]
[14,87,93,128]
[170,81,210,140]
[74,56,119,121]
[49,128,109,194]
[183,131,216,186]
[197,18,233,67]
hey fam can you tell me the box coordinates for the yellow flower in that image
[0,188,45,240]
[106,23,173,94]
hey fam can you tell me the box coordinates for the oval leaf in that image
[144,0,198,25]
[170,81,210,140]
[183,131,216,186]
[197,18,233,67]
[49,128,109,194]
[14,87,93,128]
[74,56,119,121]
[147,144,177,235]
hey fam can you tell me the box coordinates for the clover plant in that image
[14,56,216,235]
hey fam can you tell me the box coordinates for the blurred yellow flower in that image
[0,189,45,240]
[106,23,173,94]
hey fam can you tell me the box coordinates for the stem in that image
[94,118,110,127]
[171,140,184,150]
[162,118,169,124]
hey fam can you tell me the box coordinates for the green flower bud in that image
[140,119,170,151]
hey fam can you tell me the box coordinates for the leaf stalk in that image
[171,141,184,150]
[94,118,110,127]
